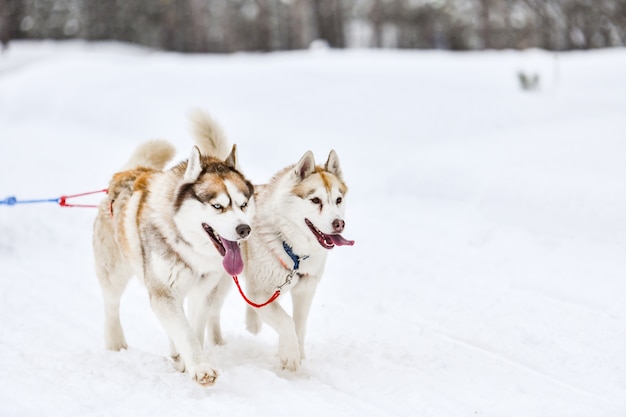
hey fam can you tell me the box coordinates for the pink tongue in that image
[222,238,243,275]
[329,234,355,246]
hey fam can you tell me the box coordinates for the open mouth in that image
[202,223,244,276]
[203,223,225,256]
[305,218,355,249]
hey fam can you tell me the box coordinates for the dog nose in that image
[236,224,251,239]
[332,219,345,233]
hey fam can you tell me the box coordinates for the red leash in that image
[58,189,109,208]
[232,275,281,308]
[231,241,308,308]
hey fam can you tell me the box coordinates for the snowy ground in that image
[1,41,625,417]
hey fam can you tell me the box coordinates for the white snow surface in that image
[1,41,625,416]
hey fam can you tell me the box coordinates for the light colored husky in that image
[239,148,354,370]
[92,113,254,386]
[184,114,354,369]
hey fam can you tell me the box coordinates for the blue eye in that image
[212,204,223,210]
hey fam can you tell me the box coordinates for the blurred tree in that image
[479,0,492,48]
[0,0,22,50]
[313,0,346,47]
[1,0,623,52]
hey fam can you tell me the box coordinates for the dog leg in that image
[150,294,218,386]
[291,278,318,360]
[204,274,230,346]
[93,215,132,351]
[254,300,300,371]
[101,282,130,351]
[245,306,263,334]
[187,289,209,348]
[169,338,186,372]
[94,257,131,350]
[188,273,229,347]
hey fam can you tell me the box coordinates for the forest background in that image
[1,0,625,53]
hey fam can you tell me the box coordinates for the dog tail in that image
[190,110,231,160]
[121,139,177,171]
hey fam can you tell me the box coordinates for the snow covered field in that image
[1,41,625,416]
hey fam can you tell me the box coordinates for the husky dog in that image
[239,149,354,370]
[92,114,254,386]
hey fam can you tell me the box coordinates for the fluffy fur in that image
[241,150,353,370]
[92,113,254,386]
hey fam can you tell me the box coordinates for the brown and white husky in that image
[92,113,254,386]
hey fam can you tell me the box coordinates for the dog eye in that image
[240,202,247,210]
[212,204,223,210]
[336,197,342,205]
[310,197,321,205]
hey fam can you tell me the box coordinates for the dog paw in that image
[208,328,225,346]
[105,339,128,351]
[279,347,301,371]
[171,353,186,373]
[104,327,128,351]
[190,364,218,386]
[281,356,301,371]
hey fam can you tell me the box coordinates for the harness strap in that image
[59,189,109,207]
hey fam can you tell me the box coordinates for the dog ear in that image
[224,144,237,169]
[184,146,203,183]
[294,151,315,181]
[325,149,342,179]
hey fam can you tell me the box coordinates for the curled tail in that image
[104,139,176,219]
[121,139,176,171]
[190,110,231,160]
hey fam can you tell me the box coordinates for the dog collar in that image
[282,241,309,271]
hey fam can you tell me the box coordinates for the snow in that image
[1,41,626,416]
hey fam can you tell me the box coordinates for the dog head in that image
[174,145,254,275]
[290,150,354,250]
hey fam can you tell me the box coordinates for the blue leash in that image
[1,189,107,208]
[1,196,60,206]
